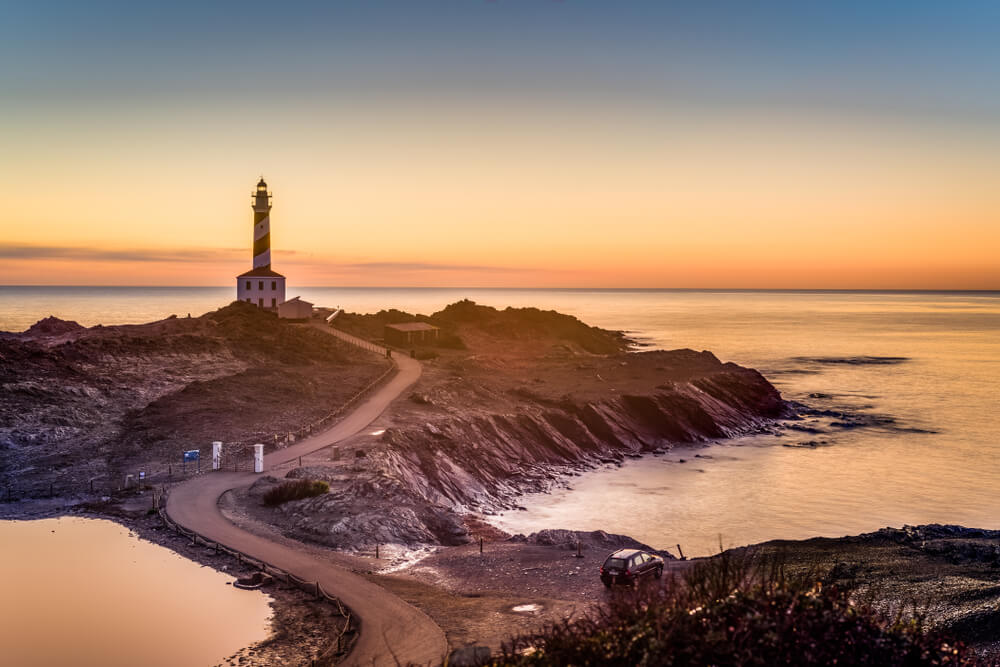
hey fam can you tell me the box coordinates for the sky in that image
[2,1,999,289]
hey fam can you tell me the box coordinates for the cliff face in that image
[377,357,786,513]
[268,303,791,550]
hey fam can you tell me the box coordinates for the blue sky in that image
[5,1,998,118]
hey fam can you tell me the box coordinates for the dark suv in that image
[599,548,663,587]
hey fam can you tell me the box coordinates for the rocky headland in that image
[243,299,792,551]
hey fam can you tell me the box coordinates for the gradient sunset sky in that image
[3,1,998,288]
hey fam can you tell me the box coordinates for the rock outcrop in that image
[376,357,785,512]
[265,304,791,550]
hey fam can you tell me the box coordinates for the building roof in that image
[279,296,313,307]
[237,267,285,278]
[385,322,439,332]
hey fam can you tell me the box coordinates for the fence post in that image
[253,444,264,473]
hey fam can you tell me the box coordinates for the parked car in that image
[599,548,664,587]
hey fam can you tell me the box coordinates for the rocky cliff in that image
[263,302,791,549]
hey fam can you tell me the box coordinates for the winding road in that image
[167,328,448,666]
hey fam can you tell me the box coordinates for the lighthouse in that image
[236,178,286,310]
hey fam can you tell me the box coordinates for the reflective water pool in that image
[0,516,272,666]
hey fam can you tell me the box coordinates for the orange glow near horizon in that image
[2,108,999,289]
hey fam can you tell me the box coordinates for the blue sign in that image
[183,450,200,462]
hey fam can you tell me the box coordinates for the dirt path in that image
[167,330,448,667]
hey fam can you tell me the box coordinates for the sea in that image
[2,286,998,556]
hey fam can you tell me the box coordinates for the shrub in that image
[493,550,980,666]
[435,332,466,349]
[262,479,329,507]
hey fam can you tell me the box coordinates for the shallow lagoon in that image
[0,516,271,667]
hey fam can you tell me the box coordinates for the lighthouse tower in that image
[236,178,286,310]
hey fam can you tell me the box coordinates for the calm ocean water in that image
[3,286,999,555]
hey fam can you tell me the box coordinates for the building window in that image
[245,281,251,290]
[271,298,276,308]
[258,281,264,290]
[271,281,276,290]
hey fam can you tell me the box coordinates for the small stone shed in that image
[277,296,314,320]
[384,322,440,347]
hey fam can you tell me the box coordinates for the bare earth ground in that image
[221,482,686,655]
[0,303,390,497]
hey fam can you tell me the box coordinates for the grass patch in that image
[262,479,329,507]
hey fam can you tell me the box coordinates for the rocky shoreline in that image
[250,300,792,551]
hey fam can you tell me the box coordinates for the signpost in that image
[183,449,200,473]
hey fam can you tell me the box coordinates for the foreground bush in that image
[494,550,979,666]
[262,479,329,507]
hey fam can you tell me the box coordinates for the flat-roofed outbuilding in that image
[384,322,440,347]
[277,296,313,320]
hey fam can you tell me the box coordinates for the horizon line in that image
[2,285,999,294]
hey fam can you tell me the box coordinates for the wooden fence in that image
[2,336,396,503]
[157,498,356,660]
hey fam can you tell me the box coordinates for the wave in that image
[792,355,910,366]
[786,404,938,436]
